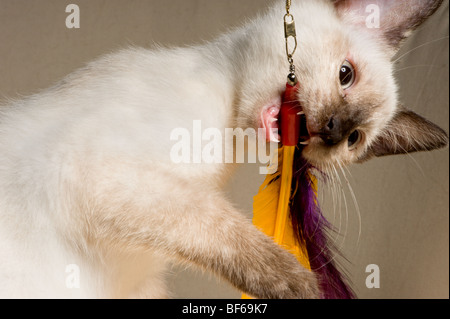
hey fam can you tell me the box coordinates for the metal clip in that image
[284,14,297,62]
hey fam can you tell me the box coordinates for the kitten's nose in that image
[318,116,353,145]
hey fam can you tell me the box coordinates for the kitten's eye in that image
[348,130,362,150]
[339,60,355,89]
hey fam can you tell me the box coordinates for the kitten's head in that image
[255,0,448,169]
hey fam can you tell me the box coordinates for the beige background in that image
[0,0,448,299]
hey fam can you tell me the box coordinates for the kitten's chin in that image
[300,137,352,170]
[300,138,324,168]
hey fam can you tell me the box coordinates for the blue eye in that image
[340,60,355,89]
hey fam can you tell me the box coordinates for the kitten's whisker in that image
[378,128,427,176]
[337,162,362,245]
[394,64,439,73]
[335,161,350,252]
[328,163,346,251]
[306,165,343,267]
[393,36,449,64]
[325,164,339,235]
[329,163,342,235]
[330,164,341,230]
[393,134,427,177]
[339,186,349,248]
[413,52,440,111]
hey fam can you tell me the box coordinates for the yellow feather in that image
[242,146,310,299]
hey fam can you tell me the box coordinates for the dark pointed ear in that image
[333,0,444,53]
[359,106,448,161]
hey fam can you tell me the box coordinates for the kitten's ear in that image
[360,106,448,161]
[333,0,443,53]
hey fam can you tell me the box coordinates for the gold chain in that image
[284,0,297,85]
[286,0,291,14]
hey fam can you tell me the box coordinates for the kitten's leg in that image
[90,176,319,299]
[129,271,169,299]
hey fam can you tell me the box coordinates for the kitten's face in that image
[295,23,397,169]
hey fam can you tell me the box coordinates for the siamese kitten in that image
[0,0,447,298]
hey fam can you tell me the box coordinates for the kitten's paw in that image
[268,261,320,299]
[287,268,321,299]
[243,245,321,299]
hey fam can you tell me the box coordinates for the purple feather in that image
[290,146,356,299]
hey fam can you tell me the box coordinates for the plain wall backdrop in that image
[0,0,448,299]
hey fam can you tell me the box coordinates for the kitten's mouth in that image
[297,111,310,145]
[261,105,310,145]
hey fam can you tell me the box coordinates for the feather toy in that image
[243,82,355,299]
